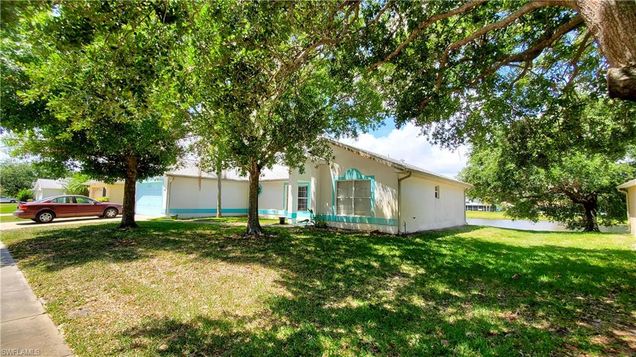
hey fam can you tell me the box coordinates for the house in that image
[88,140,471,234]
[465,199,496,212]
[284,140,471,234]
[88,181,124,204]
[618,179,636,236]
[33,179,67,200]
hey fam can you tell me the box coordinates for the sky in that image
[339,118,468,179]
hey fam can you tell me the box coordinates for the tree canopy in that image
[3,1,189,227]
[182,1,385,234]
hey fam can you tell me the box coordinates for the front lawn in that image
[465,210,510,220]
[0,202,19,214]
[2,222,635,356]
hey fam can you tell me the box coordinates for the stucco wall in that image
[167,176,249,217]
[401,176,466,233]
[258,180,287,217]
[291,144,399,233]
[89,183,124,204]
[627,187,636,236]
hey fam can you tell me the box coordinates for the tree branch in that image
[564,30,592,89]
[435,1,580,90]
[369,0,488,71]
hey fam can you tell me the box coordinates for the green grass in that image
[465,210,511,220]
[1,222,635,356]
[0,203,19,214]
[0,214,24,223]
[153,215,279,225]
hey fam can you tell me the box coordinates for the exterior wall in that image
[88,183,124,204]
[166,176,249,217]
[401,176,466,233]
[35,187,65,201]
[135,179,165,216]
[291,145,400,233]
[258,180,287,217]
[627,186,636,236]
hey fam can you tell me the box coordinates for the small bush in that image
[97,197,110,202]
[16,188,34,202]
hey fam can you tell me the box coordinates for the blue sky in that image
[342,117,468,179]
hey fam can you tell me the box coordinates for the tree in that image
[0,161,36,197]
[350,0,636,147]
[183,1,385,235]
[461,88,636,232]
[4,1,189,228]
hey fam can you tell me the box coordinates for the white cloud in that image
[339,123,468,179]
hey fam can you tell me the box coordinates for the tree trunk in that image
[119,156,138,229]
[575,0,636,101]
[216,160,222,218]
[246,160,262,236]
[582,202,599,232]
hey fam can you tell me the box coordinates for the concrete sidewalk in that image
[0,243,72,356]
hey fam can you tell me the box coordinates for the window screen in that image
[434,185,440,199]
[336,180,371,216]
[297,185,308,211]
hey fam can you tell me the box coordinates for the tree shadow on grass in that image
[5,222,636,355]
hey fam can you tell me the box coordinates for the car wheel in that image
[103,207,118,218]
[10,200,16,203]
[36,211,55,223]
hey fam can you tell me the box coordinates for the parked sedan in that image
[0,196,17,203]
[14,195,122,223]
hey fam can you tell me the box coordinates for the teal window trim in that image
[297,181,310,212]
[332,168,375,217]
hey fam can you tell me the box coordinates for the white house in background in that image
[33,179,67,200]
[618,179,636,236]
[284,140,471,234]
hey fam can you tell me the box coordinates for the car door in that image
[74,196,102,216]
[49,196,75,217]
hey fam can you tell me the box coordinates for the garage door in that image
[136,180,164,216]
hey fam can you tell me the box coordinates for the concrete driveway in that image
[0,215,153,231]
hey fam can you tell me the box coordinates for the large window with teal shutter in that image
[336,179,371,216]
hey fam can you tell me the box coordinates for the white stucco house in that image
[618,179,636,236]
[284,140,471,234]
[33,179,67,200]
[94,140,471,234]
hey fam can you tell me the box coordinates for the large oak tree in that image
[3,1,188,228]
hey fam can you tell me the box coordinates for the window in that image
[75,196,94,204]
[297,185,308,211]
[434,185,440,199]
[51,196,71,204]
[336,180,371,216]
[102,187,107,197]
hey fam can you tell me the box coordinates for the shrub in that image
[97,197,110,202]
[16,188,34,202]
[64,174,90,196]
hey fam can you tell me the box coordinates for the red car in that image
[14,195,123,223]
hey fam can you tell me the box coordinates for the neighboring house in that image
[618,179,636,236]
[465,199,496,212]
[88,181,125,204]
[33,179,67,200]
[285,140,471,234]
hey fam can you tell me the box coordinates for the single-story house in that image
[465,199,496,212]
[89,140,471,234]
[618,179,636,236]
[33,179,67,200]
[285,140,471,234]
